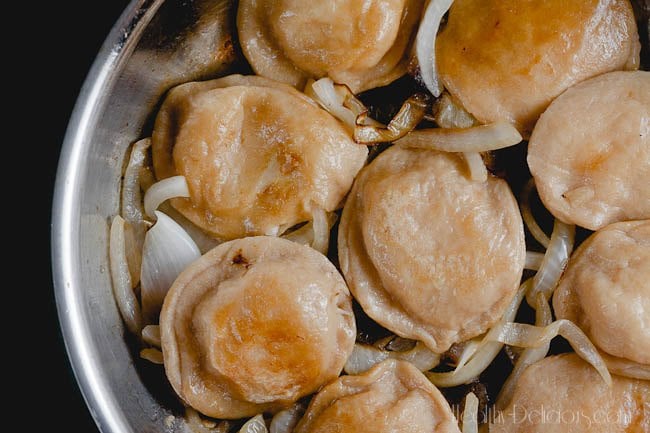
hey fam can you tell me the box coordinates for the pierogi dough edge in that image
[152,74,368,240]
[339,146,526,353]
[294,359,462,433]
[237,0,424,93]
[490,354,650,433]
[160,236,356,418]
[553,219,650,366]
[436,0,640,135]
[528,71,650,230]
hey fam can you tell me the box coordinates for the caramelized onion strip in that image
[354,94,429,144]
[520,179,551,248]
[397,122,522,153]
[426,280,529,387]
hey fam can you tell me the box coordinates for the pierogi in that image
[237,0,424,92]
[436,0,640,134]
[294,359,461,433]
[152,74,368,240]
[490,354,649,433]
[553,220,650,367]
[528,71,650,230]
[338,146,526,353]
[160,236,356,418]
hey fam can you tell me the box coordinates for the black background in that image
[40,2,129,431]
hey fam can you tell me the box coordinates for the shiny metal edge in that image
[51,1,164,432]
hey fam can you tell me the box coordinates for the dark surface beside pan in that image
[42,2,129,432]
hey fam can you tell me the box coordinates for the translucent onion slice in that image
[416,0,454,97]
[354,94,429,144]
[379,336,416,352]
[282,222,314,247]
[121,138,154,224]
[308,78,381,131]
[453,337,482,372]
[524,251,544,271]
[185,408,209,433]
[485,319,612,387]
[463,152,488,182]
[433,93,477,129]
[140,211,201,323]
[140,348,164,365]
[158,203,222,254]
[397,122,522,153]
[520,179,551,248]
[461,392,479,433]
[144,175,190,219]
[496,293,553,409]
[426,279,529,387]
[599,351,650,381]
[270,404,304,433]
[109,215,143,335]
[142,324,161,348]
[526,220,575,306]
[282,212,337,252]
[121,138,155,284]
[345,341,441,375]
[239,414,268,433]
[122,221,144,289]
[185,408,231,433]
[309,78,362,130]
[310,206,330,254]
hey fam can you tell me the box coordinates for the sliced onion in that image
[109,215,143,335]
[434,93,477,129]
[121,138,154,284]
[239,414,268,433]
[144,175,190,220]
[122,221,144,289]
[599,351,650,380]
[463,152,488,182]
[308,78,382,131]
[485,319,612,387]
[185,408,208,433]
[526,220,575,306]
[426,279,529,387]
[140,348,164,364]
[282,222,313,247]
[159,203,222,254]
[397,122,522,153]
[524,251,545,271]
[345,341,440,375]
[121,138,154,224]
[453,337,482,372]
[533,292,553,326]
[496,293,553,409]
[344,344,391,374]
[416,0,454,97]
[380,336,416,352]
[282,212,337,251]
[185,408,230,433]
[461,392,479,433]
[520,179,551,248]
[310,206,330,254]
[142,324,161,348]
[310,78,361,130]
[270,404,304,433]
[341,89,369,119]
[141,211,201,323]
[354,94,429,144]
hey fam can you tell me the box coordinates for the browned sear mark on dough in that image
[232,250,251,268]
[280,151,302,175]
